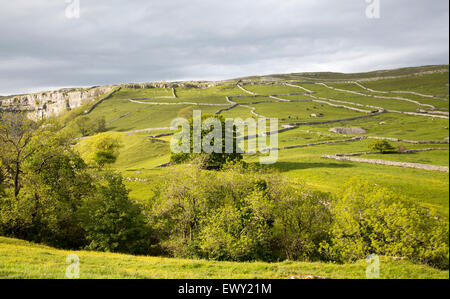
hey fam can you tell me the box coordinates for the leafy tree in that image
[369,140,395,154]
[170,114,242,170]
[0,162,4,197]
[0,114,94,247]
[321,179,449,269]
[199,187,275,261]
[81,133,122,168]
[80,173,149,254]
[22,131,93,247]
[0,112,38,198]
[272,187,331,261]
[75,115,106,137]
[150,164,332,262]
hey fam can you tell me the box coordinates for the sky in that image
[0,0,448,95]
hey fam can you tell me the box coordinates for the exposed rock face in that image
[0,80,224,120]
[329,127,368,134]
[0,86,115,119]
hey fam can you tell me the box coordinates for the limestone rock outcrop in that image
[329,127,368,134]
[0,86,115,119]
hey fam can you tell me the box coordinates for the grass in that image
[252,101,366,123]
[4,66,449,279]
[297,113,449,141]
[257,65,448,81]
[89,99,220,132]
[243,84,306,95]
[229,96,280,104]
[174,85,247,103]
[300,84,425,112]
[361,150,449,167]
[245,144,449,215]
[72,71,449,217]
[0,237,447,279]
[112,88,174,99]
[327,82,449,110]
[362,72,450,97]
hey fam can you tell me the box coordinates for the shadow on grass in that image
[274,161,355,172]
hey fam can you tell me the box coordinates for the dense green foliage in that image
[369,140,396,154]
[0,67,449,278]
[170,114,243,169]
[80,174,150,254]
[322,179,449,269]
[0,113,147,253]
[149,164,331,262]
[79,133,122,167]
[146,165,448,269]
[75,115,106,137]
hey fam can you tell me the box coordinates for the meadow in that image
[79,67,449,215]
[1,65,449,279]
[1,236,447,279]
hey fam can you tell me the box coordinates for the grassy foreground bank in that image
[0,237,448,279]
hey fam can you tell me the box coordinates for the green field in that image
[113,87,174,99]
[1,237,447,279]
[1,65,449,279]
[82,66,449,216]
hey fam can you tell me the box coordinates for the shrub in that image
[322,179,449,269]
[149,163,332,262]
[369,140,395,154]
[76,115,106,137]
[80,173,149,254]
[272,187,332,261]
[199,188,275,261]
[80,133,122,167]
[170,114,242,170]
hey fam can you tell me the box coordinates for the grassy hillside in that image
[1,66,449,279]
[0,237,447,279]
[74,67,449,216]
[239,65,448,81]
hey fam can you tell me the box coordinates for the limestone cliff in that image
[0,85,116,119]
[0,81,223,119]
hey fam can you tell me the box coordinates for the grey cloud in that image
[0,0,448,95]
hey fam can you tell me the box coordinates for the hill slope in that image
[0,237,448,279]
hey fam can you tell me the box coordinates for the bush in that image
[321,179,449,269]
[272,187,332,261]
[199,188,275,261]
[80,173,150,254]
[80,133,122,167]
[369,140,395,154]
[149,163,332,262]
[76,115,106,137]
[170,114,242,170]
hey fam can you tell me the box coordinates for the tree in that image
[170,114,242,170]
[75,115,106,137]
[322,179,449,269]
[80,173,149,254]
[369,140,395,154]
[81,133,122,168]
[199,187,275,261]
[0,112,38,198]
[0,162,4,197]
[0,113,94,247]
[150,163,332,262]
[23,131,93,247]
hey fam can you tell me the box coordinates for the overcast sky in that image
[0,0,448,95]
